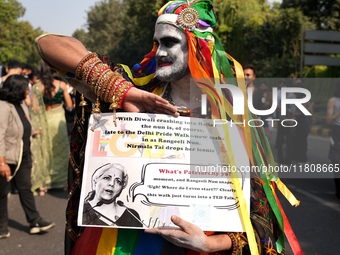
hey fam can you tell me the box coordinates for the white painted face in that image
[154,23,190,82]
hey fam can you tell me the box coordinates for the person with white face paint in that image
[35,1,297,255]
[154,24,190,82]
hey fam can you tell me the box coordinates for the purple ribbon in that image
[166,1,185,13]
[198,20,210,27]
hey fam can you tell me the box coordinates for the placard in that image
[78,113,250,231]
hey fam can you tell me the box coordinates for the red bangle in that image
[82,59,101,84]
[86,63,111,90]
[113,79,134,109]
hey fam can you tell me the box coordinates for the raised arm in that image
[35,34,178,116]
[37,35,88,73]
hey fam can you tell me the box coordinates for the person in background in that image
[327,83,340,202]
[0,65,4,83]
[0,60,23,87]
[28,69,53,196]
[292,78,312,164]
[243,64,256,94]
[28,69,41,85]
[276,79,296,165]
[22,64,33,107]
[40,62,73,192]
[259,81,273,137]
[51,69,76,139]
[21,64,32,78]
[0,75,55,238]
[244,64,271,139]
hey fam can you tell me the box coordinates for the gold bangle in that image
[95,69,111,95]
[103,73,121,102]
[99,70,117,100]
[106,76,124,103]
[75,52,98,80]
[88,63,110,90]
[226,233,239,255]
[83,59,101,85]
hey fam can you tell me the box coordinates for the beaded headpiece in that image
[156,0,214,33]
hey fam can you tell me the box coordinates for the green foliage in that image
[281,0,340,30]
[214,0,315,77]
[73,0,167,67]
[304,66,340,78]
[74,0,126,57]
[0,0,43,67]
[73,0,339,78]
[109,0,167,66]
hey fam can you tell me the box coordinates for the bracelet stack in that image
[226,232,239,255]
[75,53,134,126]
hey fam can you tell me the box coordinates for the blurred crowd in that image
[0,60,75,238]
[1,60,75,195]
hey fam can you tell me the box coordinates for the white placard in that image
[78,112,250,231]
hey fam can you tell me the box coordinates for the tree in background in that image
[281,0,340,30]
[109,0,168,67]
[281,0,340,78]
[73,0,126,58]
[73,0,167,67]
[0,0,42,67]
[214,0,314,77]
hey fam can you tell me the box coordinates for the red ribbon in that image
[271,181,304,255]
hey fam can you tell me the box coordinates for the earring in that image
[109,96,118,127]
[90,96,102,132]
[79,88,88,125]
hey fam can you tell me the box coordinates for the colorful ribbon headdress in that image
[130,1,302,255]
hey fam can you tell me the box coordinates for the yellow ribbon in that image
[276,178,300,207]
[121,64,155,86]
[214,81,259,255]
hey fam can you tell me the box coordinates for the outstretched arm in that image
[36,34,178,116]
[37,35,88,73]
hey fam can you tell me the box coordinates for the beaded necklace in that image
[163,83,191,116]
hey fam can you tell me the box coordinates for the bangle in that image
[75,52,98,80]
[114,80,134,109]
[74,53,134,107]
[226,233,239,255]
[0,163,6,167]
[83,59,101,84]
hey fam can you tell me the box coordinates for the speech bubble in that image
[130,163,244,209]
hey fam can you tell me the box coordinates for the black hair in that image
[28,69,41,81]
[280,78,293,87]
[243,64,256,75]
[51,68,63,81]
[7,60,24,70]
[40,62,55,102]
[22,63,32,70]
[0,75,28,104]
